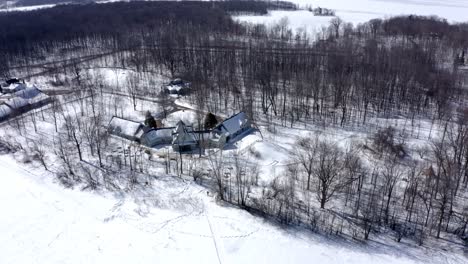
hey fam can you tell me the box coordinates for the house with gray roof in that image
[172,121,198,152]
[213,112,251,143]
[107,112,252,152]
[1,83,26,94]
[15,86,52,108]
[140,127,174,147]
[108,116,144,142]
[0,104,12,122]
[5,97,29,112]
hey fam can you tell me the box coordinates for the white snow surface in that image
[0,154,465,264]
[292,0,468,23]
[108,116,142,137]
[3,0,467,25]
[164,109,198,127]
[0,4,56,12]
[236,0,468,34]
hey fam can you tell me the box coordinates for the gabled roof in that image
[108,116,143,139]
[215,112,249,136]
[28,93,51,105]
[0,104,12,118]
[3,83,27,93]
[142,127,174,142]
[172,121,197,145]
[5,97,29,110]
[15,86,41,99]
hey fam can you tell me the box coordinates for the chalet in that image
[108,116,144,142]
[164,78,191,96]
[213,112,251,143]
[140,127,174,147]
[172,121,198,152]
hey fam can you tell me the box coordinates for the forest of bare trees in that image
[1,0,468,248]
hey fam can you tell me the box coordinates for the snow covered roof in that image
[2,83,27,93]
[0,104,12,118]
[28,93,51,105]
[15,86,41,99]
[108,117,143,139]
[153,128,174,138]
[143,128,174,142]
[216,112,249,136]
[166,84,185,92]
[5,97,29,110]
[172,121,197,145]
[165,79,191,93]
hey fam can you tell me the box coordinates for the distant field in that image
[289,0,468,22]
[236,0,468,35]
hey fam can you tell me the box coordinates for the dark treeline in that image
[0,1,297,62]
[378,15,468,46]
[2,0,468,247]
[12,0,297,10]
[0,1,238,56]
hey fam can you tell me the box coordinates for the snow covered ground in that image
[0,4,56,12]
[236,0,468,34]
[292,0,468,23]
[1,153,466,264]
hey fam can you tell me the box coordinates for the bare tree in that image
[313,140,344,209]
[207,150,226,201]
[294,135,319,191]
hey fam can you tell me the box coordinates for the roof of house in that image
[172,121,197,145]
[28,93,51,105]
[5,97,29,110]
[3,83,27,92]
[15,86,41,99]
[166,79,191,92]
[0,104,12,118]
[216,112,249,136]
[142,128,174,143]
[166,84,187,92]
[108,116,143,138]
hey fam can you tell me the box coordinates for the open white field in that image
[236,0,468,34]
[0,153,465,264]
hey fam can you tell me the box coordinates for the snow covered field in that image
[1,154,465,264]
[293,0,468,22]
[236,0,468,34]
[0,4,56,12]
